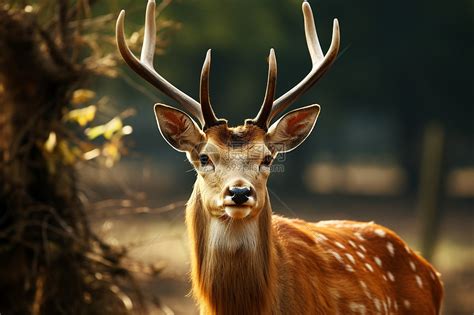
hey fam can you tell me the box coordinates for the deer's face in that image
[117,0,339,222]
[192,125,270,220]
[154,104,320,221]
[117,0,338,224]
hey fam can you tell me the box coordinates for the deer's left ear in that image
[154,104,205,153]
[266,105,320,153]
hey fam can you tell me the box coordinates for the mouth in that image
[223,205,252,220]
[219,195,256,220]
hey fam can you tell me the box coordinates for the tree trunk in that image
[0,5,143,315]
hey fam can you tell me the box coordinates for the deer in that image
[116,1,444,314]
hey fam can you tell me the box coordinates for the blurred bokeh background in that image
[0,0,472,314]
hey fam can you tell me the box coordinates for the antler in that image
[246,49,277,131]
[117,0,338,131]
[266,1,340,124]
[200,50,227,129]
[116,0,205,126]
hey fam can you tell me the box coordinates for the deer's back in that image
[271,216,444,314]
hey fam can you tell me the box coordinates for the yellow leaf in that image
[65,105,97,126]
[85,125,105,140]
[103,142,119,158]
[103,117,123,139]
[85,117,123,140]
[102,142,121,168]
[44,132,57,152]
[72,89,96,105]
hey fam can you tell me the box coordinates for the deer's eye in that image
[261,155,273,167]
[199,154,210,166]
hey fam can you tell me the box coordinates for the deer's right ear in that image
[266,105,320,153]
[154,104,205,153]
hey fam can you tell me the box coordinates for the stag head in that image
[116,0,340,220]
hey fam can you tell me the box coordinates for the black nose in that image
[229,187,251,205]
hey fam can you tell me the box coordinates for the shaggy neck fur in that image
[185,184,278,315]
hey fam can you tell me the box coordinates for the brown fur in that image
[186,188,278,315]
[158,120,443,314]
[186,184,444,314]
[207,124,263,148]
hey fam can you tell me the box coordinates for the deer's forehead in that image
[203,125,270,158]
[206,125,266,147]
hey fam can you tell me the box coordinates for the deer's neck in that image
[185,184,278,315]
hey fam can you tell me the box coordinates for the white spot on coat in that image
[365,263,374,272]
[355,232,366,241]
[349,240,357,248]
[359,244,367,253]
[387,271,395,282]
[329,250,344,264]
[335,241,345,249]
[416,275,423,288]
[386,242,395,256]
[374,256,382,267]
[356,251,365,259]
[359,281,372,299]
[315,233,328,242]
[374,229,386,237]
[345,253,356,264]
[410,261,416,271]
[373,298,381,311]
[404,299,411,309]
[366,291,373,300]
[349,302,367,314]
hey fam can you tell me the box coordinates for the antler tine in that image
[268,1,340,123]
[140,0,156,67]
[246,49,277,131]
[200,50,226,130]
[116,0,205,125]
[303,1,324,65]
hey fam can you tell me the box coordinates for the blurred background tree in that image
[0,1,174,314]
